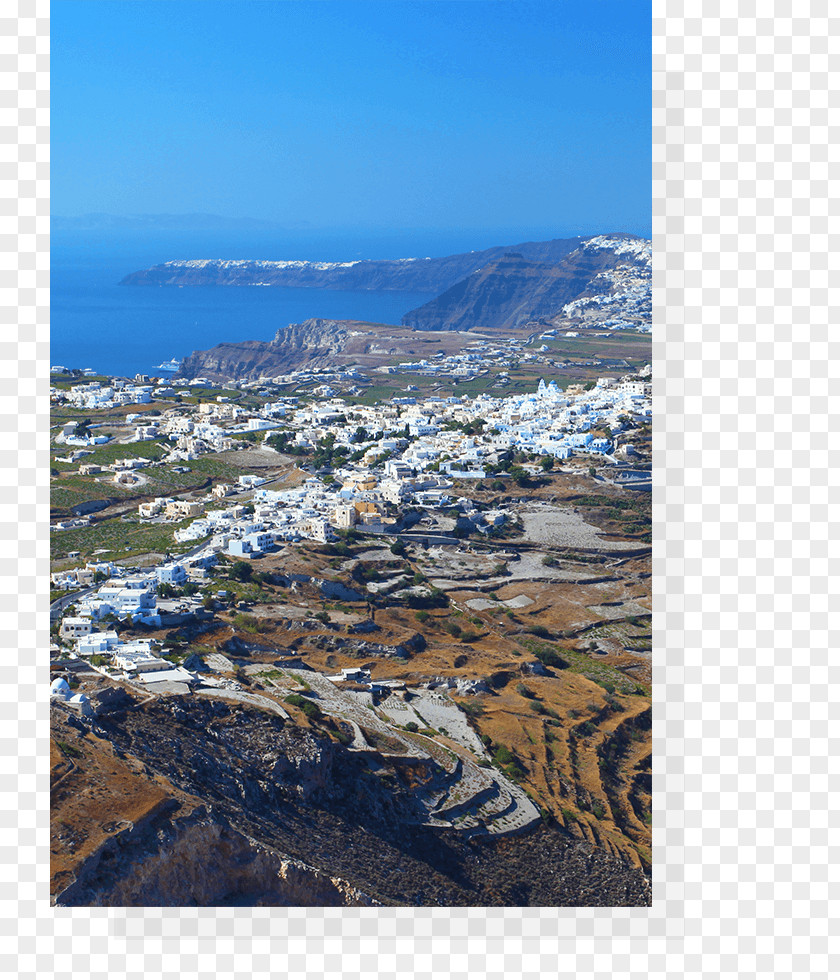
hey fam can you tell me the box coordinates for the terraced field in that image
[249,664,541,837]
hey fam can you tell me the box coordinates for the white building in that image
[60,617,94,640]
[113,651,171,673]
[77,631,120,655]
[50,677,71,700]
[157,563,187,586]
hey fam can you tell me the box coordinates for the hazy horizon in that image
[52,214,651,269]
[53,1,651,240]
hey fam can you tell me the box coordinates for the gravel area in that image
[503,594,535,609]
[518,503,641,553]
[406,690,487,758]
[586,600,651,620]
[194,687,290,718]
[465,598,498,611]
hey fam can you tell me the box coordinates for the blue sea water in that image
[50,229,442,378]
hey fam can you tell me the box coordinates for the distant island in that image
[119,236,588,294]
[122,234,650,355]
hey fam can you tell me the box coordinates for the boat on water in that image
[154,358,181,372]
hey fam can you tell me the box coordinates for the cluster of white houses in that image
[52,371,649,651]
[53,379,172,410]
[154,371,649,551]
[51,372,651,705]
[54,560,216,683]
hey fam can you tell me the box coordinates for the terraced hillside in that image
[52,461,651,904]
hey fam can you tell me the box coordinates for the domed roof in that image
[50,677,71,699]
[69,692,89,704]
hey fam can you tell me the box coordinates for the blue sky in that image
[52,0,651,240]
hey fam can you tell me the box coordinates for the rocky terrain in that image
[177,317,354,380]
[119,237,584,292]
[175,318,489,381]
[52,687,650,907]
[51,464,652,907]
[169,234,650,380]
[401,235,651,332]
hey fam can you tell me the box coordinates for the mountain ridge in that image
[401,235,651,332]
[119,237,587,294]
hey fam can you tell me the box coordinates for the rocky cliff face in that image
[56,806,378,907]
[165,236,651,381]
[177,317,353,380]
[53,696,651,907]
[120,238,584,293]
[402,235,651,332]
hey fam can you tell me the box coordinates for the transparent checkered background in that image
[7,0,837,975]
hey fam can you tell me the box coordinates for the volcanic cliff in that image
[120,237,585,292]
[172,234,651,380]
[177,317,354,380]
[401,235,651,332]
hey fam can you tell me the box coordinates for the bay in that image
[50,229,441,378]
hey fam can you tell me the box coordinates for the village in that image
[50,361,651,661]
[50,357,652,871]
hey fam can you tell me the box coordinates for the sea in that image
[50,227,455,379]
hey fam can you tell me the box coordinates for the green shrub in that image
[230,561,253,582]
[406,589,448,610]
[283,693,322,720]
[232,613,261,633]
[459,700,485,718]
[533,647,570,670]
[288,673,311,691]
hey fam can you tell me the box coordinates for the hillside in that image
[52,693,650,907]
[402,235,651,332]
[177,318,353,380]
[175,318,487,382]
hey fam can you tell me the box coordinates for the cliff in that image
[177,317,354,380]
[173,235,652,380]
[52,696,651,907]
[119,237,585,292]
[402,235,652,332]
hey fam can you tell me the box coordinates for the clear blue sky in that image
[52,0,651,239]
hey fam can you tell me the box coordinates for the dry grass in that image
[51,717,174,898]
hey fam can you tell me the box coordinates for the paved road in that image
[49,586,97,623]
